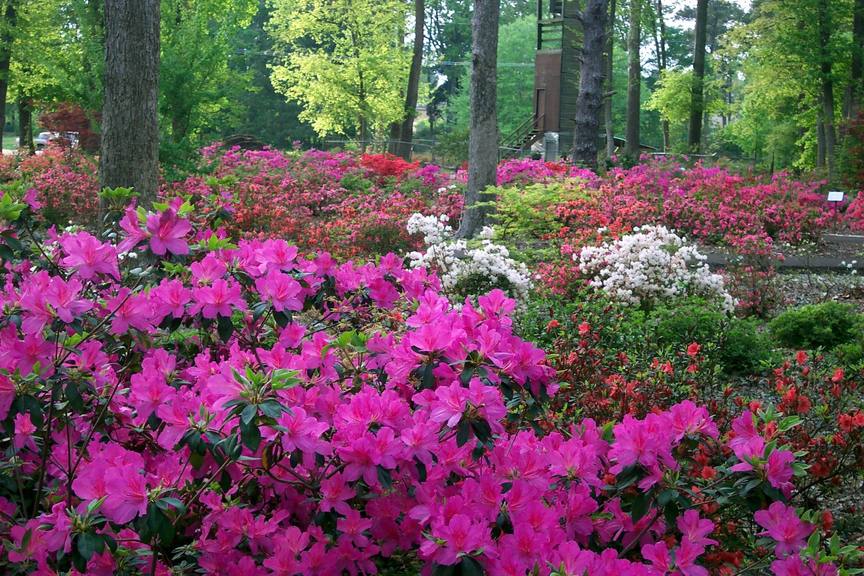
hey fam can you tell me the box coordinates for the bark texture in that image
[100,0,160,206]
[572,0,608,170]
[817,0,835,178]
[688,0,708,151]
[458,0,499,239]
[18,98,32,154]
[846,0,864,120]
[653,0,669,151]
[0,0,17,136]
[395,0,425,160]
[624,0,641,160]
[604,0,616,158]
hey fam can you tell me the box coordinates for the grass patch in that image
[2,133,18,150]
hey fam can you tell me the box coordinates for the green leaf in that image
[631,492,652,522]
[459,556,485,576]
[456,419,471,447]
[217,315,234,342]
[240,403,257,426]
[76,532,104,560]
[376,465,393,489]
[240,419,261,451]
[155,497,186,514]
[259,399,286,420]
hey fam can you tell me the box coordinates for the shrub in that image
[577,225,735,312]
[0,176,860,576]
[769,302,862,350]
[720,317,777,374]
[406,213,533,303]
[649,297,727,347]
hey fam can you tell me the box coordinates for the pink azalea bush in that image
[0,188,858,575]
[164,146,462,259]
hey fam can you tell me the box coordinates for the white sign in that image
[827,191,845,202]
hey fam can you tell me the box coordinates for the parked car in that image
[34,131,79,150]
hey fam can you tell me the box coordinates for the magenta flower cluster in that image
[0,192,844,576]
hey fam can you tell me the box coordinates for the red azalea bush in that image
[546,161,832,254]
[165,147,460,259]
[15,146,100,228]
[521,293,864,551]
[0,186,860,575]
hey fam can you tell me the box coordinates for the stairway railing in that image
[499,113,544,159]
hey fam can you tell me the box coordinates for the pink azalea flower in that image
[337,509,373,548]
[428,381,468,427]
[151,278,192,320]
[13,412,37,450]
[729,411,765,470]
[103,466,150,524]
[677,510,718,547]
[277,407,330,454]
[765,449,795,495]
[190,253,227,284]
[319,473,355,515]
[59,231,120,280]
[675,539,709,576]
[190,279,247,318]
[754,502,814,557]
[420,513,491,566]
[145,208,192,256]
[255,269,304,312]
[771,556,839,576]
[667,400,718,441]
[641,541,670,573]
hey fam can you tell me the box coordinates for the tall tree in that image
[458,0,499,239]
[652,0,670,150]
[817,0,836,178]
[268,0,409,150]
[160,0,257,144]
[624,0,641,159]
[604,0,617,157]
[688,0,708,151]
[100,0,160,205]
[846,0,864,120]
[395,0,425,160]
[572,0,608,170]
[0,0,17,135]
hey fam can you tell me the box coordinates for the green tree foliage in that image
[267,0,409,145]
[160,0,258,143]
[721,0,854,171]
[8,0,81,106]
[225,0,317,148]
[448,15,535,137]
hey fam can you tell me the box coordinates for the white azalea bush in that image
[407,213,533,303]
[577,225,735,312]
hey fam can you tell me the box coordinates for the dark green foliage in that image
[769,302,862,350]
[453,272,513,303]
[720,317,778,374]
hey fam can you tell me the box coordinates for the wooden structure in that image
[500,0,583,159]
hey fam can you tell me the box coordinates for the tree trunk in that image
[604,0,616,158]
[817,0,835,179]
[846,0,864,120]
[0,0,17,137]
[18,98,32,155]
[458,0,499,239]
[688,0,708,151]
[652,0,669,151]
[816,116,826,168]
[624,0,641,160]
[100,0,160,206]
[572,0,608,170]
[395,0,425,160]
